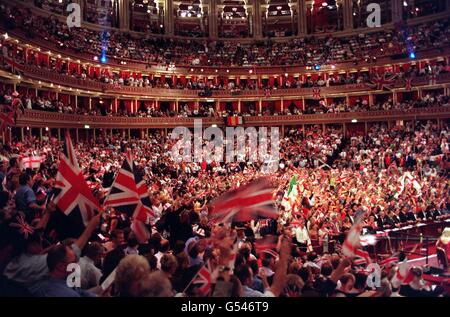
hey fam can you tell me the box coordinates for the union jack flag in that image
[312,88,321,100]
[9,212,34,239]
[53,131,101,226]
[189,260,217,296]
[104,150,152,242]
[404,78,413,91]
[209,177,277,223]
[368,74,397,91]
[0,111,15,132]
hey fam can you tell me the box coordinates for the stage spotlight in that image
[409,52,416,59]
[314,65,321,70]
[100,55,107,63]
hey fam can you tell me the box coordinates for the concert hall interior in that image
[0,0,449,299]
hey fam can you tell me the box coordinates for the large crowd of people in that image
[0,118,449,297]
[0,87,448,119]
[1,3,449,68]
[0,0,449,299]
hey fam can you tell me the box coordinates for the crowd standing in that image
[0,117,449,297]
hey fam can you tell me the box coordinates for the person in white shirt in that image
[78,242,103,290]
[155,239,170,269]
[292,218,311,252]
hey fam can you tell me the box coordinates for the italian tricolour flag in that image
[281,176,300,212]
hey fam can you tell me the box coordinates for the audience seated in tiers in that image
[0,89,448,119]
[0,119,449,297]
[0,3,449,68]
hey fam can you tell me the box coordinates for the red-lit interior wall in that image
[346,123,365,137]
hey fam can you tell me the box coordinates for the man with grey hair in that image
[136,271,174,297]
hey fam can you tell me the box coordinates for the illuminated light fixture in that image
[3,33,8,39]
[351,119,358,123]
[200,69,204,72]
[241,16,245,19]
[45,127,49,131]
[143,0,148,4]
[180,11,187,17]
[415,7,419,11]
[190,68,194,72]
[50,83,54,87]
[232,7,237,12]
[188,5,193,10]
[197,13,202,18]
[17,75,21,79]
[249,69,253,74]
[93,56,98,61]
[147,9,151,13]
[285,73,288,77]
[100,55,107,63]
[160,24,163,28]
[58,85,61,89]
[69,88,72,90]
[314,64,321,70]
[215,69,218,72]
[38,81,42,84]
[409,52,416,59]
[84,124,90,129]
[331,65,336,69]
[211,124,218,128]
[322,2,328,7]
[207,99,214,102]
[57,54,61,58]
[226,69,230,73]
[403,1,408,7]
[277,6,282,10]
[187,13,192,17]
[26,126,30,131]
[58,0,63,3]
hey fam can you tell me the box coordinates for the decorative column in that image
[253,0,262,39]
[209,0,218,39]
[164,0,174,35]
[391,0,403,23]
[118,0,130,30]
[258,98,262,113]
[297,0,307,35]
[343,0,353,30]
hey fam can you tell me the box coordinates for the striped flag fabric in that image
[209,177,277,223]
[254,235,278,255]
[226,116,243,126]
[379,255,399,268]
[53,131,101,226]
[104,150,152,242]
